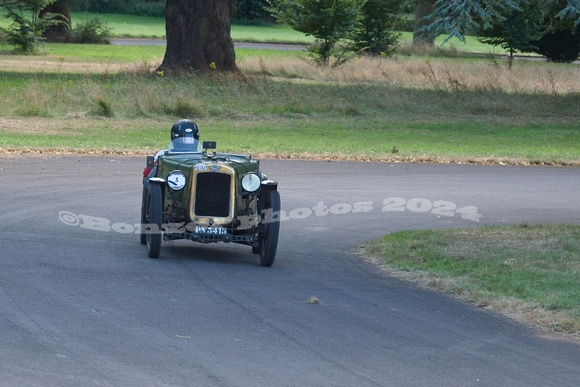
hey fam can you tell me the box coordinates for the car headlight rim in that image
[241,173,261,193]
[167,170,187,191]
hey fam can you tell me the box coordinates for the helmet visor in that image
[183,134,194,144]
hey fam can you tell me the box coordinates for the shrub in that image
[67,17,111,44]
[71,0,165,17]
[233,0,274,24]
[1,8,59,53]
[529,27,580,63]
[1,9,38,53]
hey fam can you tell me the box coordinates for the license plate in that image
[195,226,228,235]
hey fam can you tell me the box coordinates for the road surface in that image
[1,155,579,386]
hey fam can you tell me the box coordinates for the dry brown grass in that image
[3,49,579,95]
[239,55,580,94]
[0,54,156,74]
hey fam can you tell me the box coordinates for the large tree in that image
[413,0,436,45]
[157,0,237,75]
[39,0,70,42]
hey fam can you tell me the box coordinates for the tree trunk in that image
[158,0,237,75]
[413,0,436,46]
[40,0,71,43]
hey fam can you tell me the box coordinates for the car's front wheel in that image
[145,183,163,258]
[139,185,147,245]
[259,190,280,267]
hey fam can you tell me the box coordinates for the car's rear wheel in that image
[145,183,163,258]
[259,190,280,267]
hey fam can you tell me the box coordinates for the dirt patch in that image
[0,58,143,74]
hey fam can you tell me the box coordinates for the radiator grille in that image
[195,173,231,217]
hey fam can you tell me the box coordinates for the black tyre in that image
[259,190,280,267]
[145,183,163,258]
[139,185,147,245]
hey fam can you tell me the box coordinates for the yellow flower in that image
[156,70,164,76]
[209,62,216,70]
[380,52,386,57]
[354,57,359,61]
[67,80,73,86]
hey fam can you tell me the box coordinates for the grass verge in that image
[362,224,580,341]
[0,116,578,166]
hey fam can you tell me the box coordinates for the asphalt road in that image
[1,155,579,386]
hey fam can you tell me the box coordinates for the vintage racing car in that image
[140,120,280,266]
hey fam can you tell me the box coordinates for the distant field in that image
[71,12,315,44]
[71,12,502,53]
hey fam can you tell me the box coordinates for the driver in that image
[168,119,200,152]
[143,119,200,179]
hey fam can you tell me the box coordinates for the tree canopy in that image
[555,0,580,25]
[267,0,364,66]
[418,0,580,43]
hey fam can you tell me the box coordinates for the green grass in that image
[231,24,314,44]
[363,225,580,338]
[70,12,314,43]
[44,43,166,62]
[0,43,301,62]
[0,68,578,164]
[72,12,166,38]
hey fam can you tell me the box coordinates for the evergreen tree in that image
[420,0,523,43]
[267,0,364,66]
[531,0,580,62]
[477,0,545,66]
[350,0,402,56]
[416,0,580,44]
[554,0,580,25]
